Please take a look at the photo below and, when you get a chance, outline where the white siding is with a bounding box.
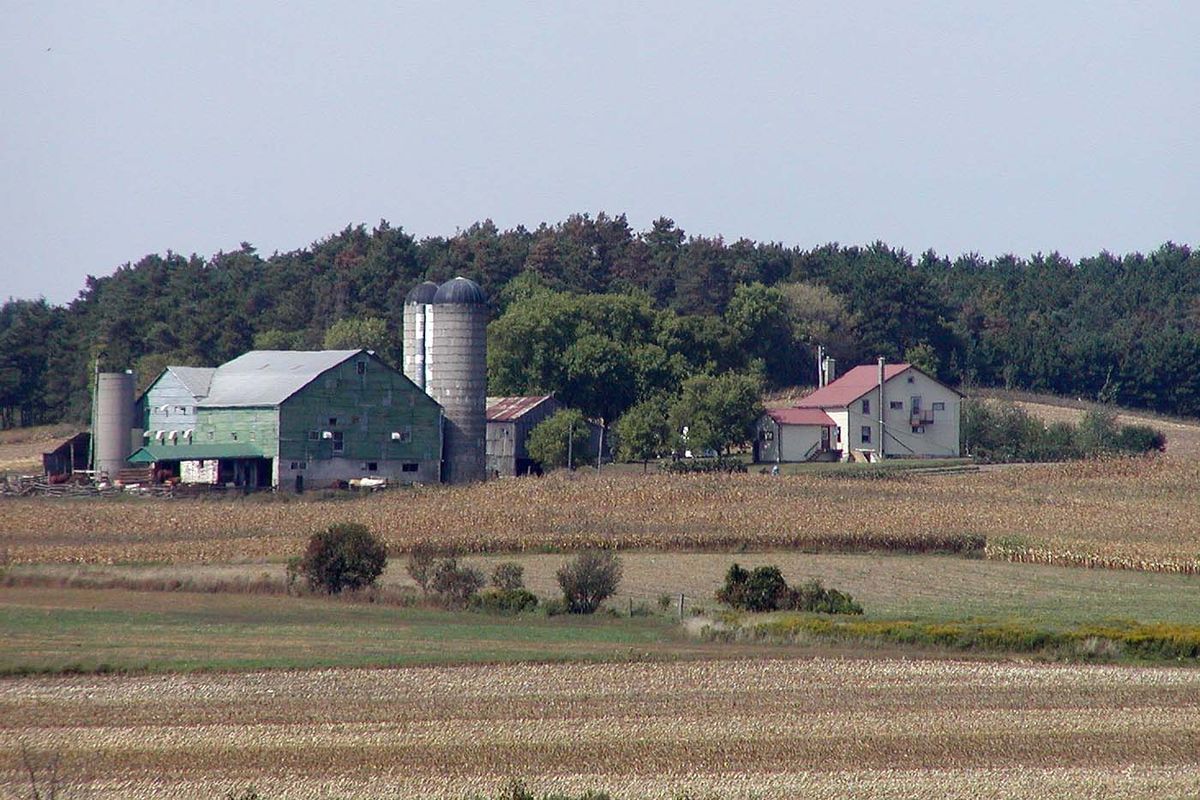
[879,370,961,457]
[777,424,824,461]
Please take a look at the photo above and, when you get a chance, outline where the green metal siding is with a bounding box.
[194,407,280,459]
[278,353,441,464]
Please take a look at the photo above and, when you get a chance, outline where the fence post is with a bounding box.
[678,593,685,620]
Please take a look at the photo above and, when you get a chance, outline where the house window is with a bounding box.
[861,399,870,414]
[402,462,418,473]
[328,417,338,427]
[760,429,774,442]
[932,402,945,411]
[367,462,378,471]
[308,430,319,441]
[907,375,915,383]
[890,401,903,410]
[357,361,366,375]
[861,426,871,444]
[912,426,925,434]
[332,431,344,454]
[835,427,841,444]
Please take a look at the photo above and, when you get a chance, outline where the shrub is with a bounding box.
[662,457,747,474]
[556,551,622,614]
[429,558,485,608]
[405,545,438,594]
[298,522,387,594]
[472,588,540,615]
[491,562,526,592]
[717,563,862,615]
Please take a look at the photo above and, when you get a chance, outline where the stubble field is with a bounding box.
[3,458,1199,573]
[3,658,1199,800]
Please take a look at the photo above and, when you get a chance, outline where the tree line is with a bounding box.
[1,213,1196,428]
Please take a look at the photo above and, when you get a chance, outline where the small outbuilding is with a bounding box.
[41,432,91,479]
[754,408,839,463]
[486,395,561,477]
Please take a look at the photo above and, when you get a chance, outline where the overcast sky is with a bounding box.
[2,1,1197,305]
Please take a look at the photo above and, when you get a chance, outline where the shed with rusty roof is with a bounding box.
[485,395,561,477]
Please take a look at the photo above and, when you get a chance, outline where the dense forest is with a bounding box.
[1,213,1197,429]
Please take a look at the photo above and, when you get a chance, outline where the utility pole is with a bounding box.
[567,422,574,470]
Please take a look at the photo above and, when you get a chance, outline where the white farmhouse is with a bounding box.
[794,360,962,460]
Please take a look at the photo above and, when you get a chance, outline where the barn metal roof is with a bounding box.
[486,395,555,422]
[128,443,267,463]
[197,350,363,407]
[795,364,913,409]
[168,366,217,398]
[764,408,837,427]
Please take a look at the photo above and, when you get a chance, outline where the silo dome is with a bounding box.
[433,276,487,305]
[404,281,439,305]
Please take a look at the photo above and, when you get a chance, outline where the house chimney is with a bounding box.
[823,357,837,386]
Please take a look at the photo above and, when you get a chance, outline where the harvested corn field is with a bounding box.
[3,458,1200,573]
[3,658,1199,799]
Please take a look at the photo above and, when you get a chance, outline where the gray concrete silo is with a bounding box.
[402,281,439,392]
[94,371,135,478]
[427,276,488,484]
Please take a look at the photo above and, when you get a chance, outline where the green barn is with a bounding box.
[130,350,442,489]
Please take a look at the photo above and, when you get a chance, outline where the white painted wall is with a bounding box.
[879,370,961,457]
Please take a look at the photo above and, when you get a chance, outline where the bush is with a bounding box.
[405,544,438,593]
[717,562,862,615]
[298,523,387,594]
[472,588,540,615]
[556,551,622,614]
[662,457,748,474]
[429,558,485,608]
[491,561,526,592]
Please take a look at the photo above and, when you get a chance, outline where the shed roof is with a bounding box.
[486,395,556,422]
[764,408,837,427]
[198,350,363,407]
[796,364,913,408]
[42,431,91,458]
[128,443,267,463]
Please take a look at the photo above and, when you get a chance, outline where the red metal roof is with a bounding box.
[486,395,555,422]
[795,364,912,408]
[765,408,836,427]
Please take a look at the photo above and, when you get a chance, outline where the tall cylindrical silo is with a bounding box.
[402,281,439,392]
[427,276,488,484]
[94,371,135,478]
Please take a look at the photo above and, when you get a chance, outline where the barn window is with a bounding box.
[357,361,366,375]
[367,462,378,471]
[860,426,871,444]
[351,415,360,425]
[861,399,870,414]
[230,432,238,441]
[402,462,418,473]
[399,426,412,442]
[308,430,319,441]
[890,401,903,410]
[332,431,344,454]
[328,417,338,426]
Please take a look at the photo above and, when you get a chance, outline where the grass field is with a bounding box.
[3,658,1199,799]
[12,550,1200,628]
[3,457,1200,574]
[0,586,711,674]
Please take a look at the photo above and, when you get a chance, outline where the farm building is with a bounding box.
[754,408,839,463]
[129,350,443,489]
[786,360,962,461]
[41,431,91,478]
[135,366,215,437]
[486,395,561,477]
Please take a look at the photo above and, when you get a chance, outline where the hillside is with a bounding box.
[976,389,1200,460]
